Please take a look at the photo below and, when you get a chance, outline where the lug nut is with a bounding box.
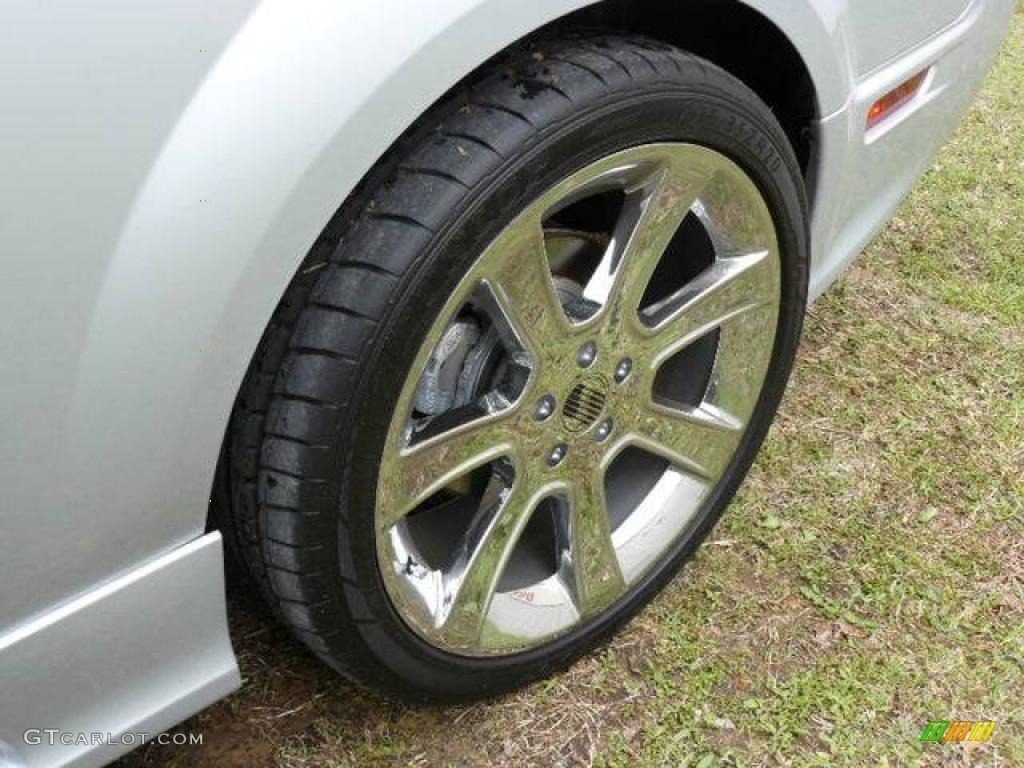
[547,443,569,468]
[577,341,598,369]
[614,358,633,383]
[534,395,556,422]
[595,419,614,443]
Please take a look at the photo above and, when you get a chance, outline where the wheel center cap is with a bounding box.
[562,375,609,434]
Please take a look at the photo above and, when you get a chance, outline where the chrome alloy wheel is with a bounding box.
[376,143,781,656]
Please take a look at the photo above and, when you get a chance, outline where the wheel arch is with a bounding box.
[554,0,843,182]
[66,0,845,544]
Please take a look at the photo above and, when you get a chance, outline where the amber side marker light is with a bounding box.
[867,69,930,128]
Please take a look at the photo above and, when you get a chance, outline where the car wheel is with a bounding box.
[224,33,808,700]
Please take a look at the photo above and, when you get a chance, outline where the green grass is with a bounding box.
[124,13,1023,768]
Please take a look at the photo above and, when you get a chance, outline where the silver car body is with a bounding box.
[0,1,1013,766]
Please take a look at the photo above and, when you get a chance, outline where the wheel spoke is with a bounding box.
[484,212,571,362]
[569,469,626,616]
[604,150,715,325]
[625,400,744,482]
[377,415,515,529]
[704,300,780,424]
[436,475,542,647]
[639,250,777,366]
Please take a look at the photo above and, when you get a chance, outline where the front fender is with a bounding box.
[65,0,850,624]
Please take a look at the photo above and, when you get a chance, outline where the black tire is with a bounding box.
[222,33,809,701]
